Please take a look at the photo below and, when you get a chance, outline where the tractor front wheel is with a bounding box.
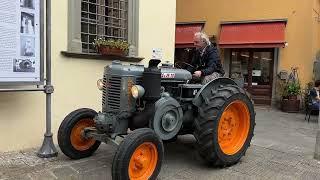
[194,85,255,166]
[112,128,164,180]
[58,108,101,159]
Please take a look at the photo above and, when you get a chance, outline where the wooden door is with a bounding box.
[230,49,274,105]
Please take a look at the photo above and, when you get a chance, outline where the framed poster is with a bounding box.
[0,0,43,85]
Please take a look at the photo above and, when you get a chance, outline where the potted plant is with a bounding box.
[93,38,129,56]
[283,81,301,100]
[279,68,302,112]
[280,81,301,112]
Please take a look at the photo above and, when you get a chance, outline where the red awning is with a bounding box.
[219,21,287,48]
[175,23,204,48]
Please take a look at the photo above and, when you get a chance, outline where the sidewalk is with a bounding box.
[0,107,320,180]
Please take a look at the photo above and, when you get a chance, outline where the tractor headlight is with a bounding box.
[97,79,104,91]
[131,85,145,99]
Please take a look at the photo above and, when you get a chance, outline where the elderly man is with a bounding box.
[188,32,225,84]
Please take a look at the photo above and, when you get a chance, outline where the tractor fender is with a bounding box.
[192,78,238,107]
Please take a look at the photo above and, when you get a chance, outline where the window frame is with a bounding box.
[67,0,139,57]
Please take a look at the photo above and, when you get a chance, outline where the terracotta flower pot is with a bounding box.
[98,46,126,56]
[281,99,300,113]
[288,95,298,100]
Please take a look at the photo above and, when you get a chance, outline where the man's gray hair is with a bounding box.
[194,32,211,46]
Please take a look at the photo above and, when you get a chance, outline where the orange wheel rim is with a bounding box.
[218,100,250,155]
[129,142,158,180]
[70,118,96,151]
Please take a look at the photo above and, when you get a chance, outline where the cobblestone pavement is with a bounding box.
[0,108,320,180]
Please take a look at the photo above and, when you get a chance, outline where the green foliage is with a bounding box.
[93,38,130,51]
[278,80,301,98]
[277,67,302,98]
[285,81,301,96]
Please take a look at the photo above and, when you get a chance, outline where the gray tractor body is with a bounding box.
[94,60,235,139]
[58,59,254,176]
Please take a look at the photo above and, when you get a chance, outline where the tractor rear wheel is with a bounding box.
[112,128,164,180]
[58,108,101,159]
[194,85,255,166]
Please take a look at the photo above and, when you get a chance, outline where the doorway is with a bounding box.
[230,49,274,105]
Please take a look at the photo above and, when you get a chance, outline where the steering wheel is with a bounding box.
[175,61,195,70]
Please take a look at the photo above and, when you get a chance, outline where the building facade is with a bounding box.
[0,0,176,152]
[176,0,320,106]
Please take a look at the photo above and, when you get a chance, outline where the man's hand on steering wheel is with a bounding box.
[193,71,202,78]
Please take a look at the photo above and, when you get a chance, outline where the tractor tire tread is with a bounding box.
[58,108,101,160]
[112,128,164,180]
[194,84,256,166]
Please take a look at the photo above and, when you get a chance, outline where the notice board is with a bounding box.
[0,0,43,85]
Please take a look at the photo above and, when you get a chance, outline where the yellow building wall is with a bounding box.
[0,0,176,152]
[177,0,314,86]
[139,0,176,64]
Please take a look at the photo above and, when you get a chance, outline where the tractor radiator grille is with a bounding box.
[102,75,121,111]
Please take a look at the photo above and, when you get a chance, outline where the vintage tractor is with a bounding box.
[58,59,255,180]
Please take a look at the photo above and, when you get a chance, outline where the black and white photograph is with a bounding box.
[13,58,35,72]
[20,36,35,57]
[21,12,35,34]
[20,0,34,9]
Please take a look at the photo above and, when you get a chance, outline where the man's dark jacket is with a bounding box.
[188,45,225,76]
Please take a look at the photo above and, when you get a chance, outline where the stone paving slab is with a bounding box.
[0,108,319,180]
[1,143,320,180]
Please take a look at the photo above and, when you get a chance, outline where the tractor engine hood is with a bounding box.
[160,67,192,82]
[105,61,192,83]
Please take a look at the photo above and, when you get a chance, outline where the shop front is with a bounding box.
[174,20,286,105]
[219,20,287,105]
[177,0,320,108]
